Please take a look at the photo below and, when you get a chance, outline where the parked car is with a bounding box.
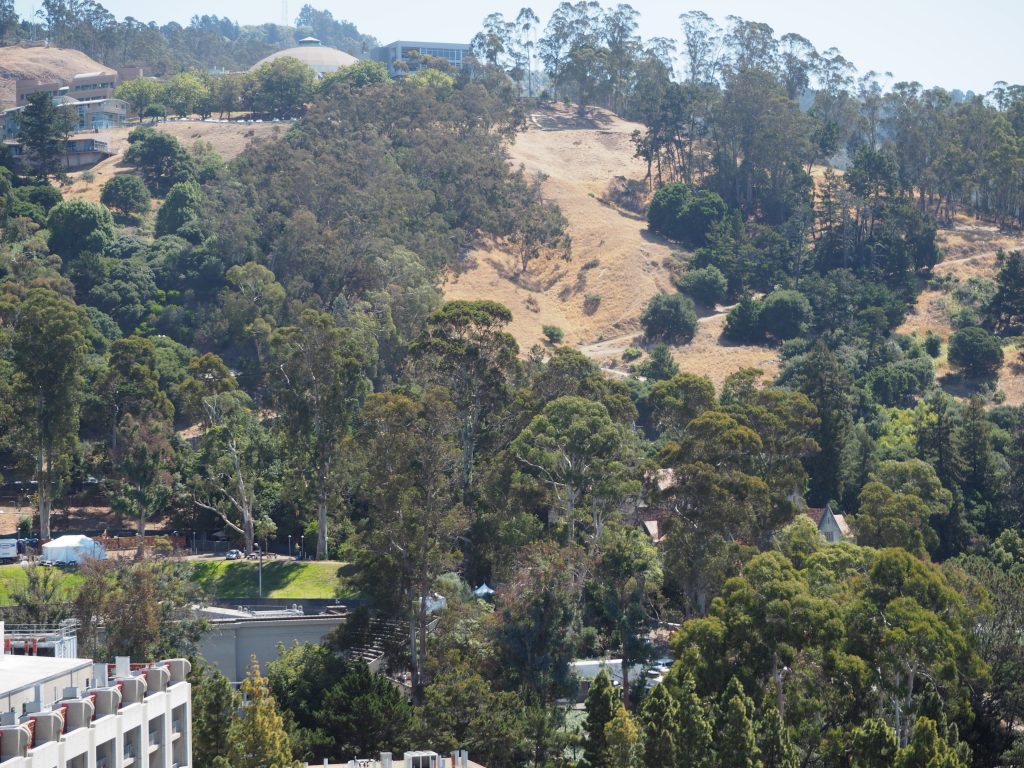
[225,549,242,560]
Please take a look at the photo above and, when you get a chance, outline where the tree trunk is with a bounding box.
[38,437,50,540]
[316,452,329,560]
[135,487,147,560]
[408,599,420,699]
[621,638,631,711]
[772,651,786,719]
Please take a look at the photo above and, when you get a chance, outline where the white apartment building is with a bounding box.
[0,623,192,768]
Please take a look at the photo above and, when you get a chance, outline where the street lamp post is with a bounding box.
[288,534,292,559]
[258,546,263,598]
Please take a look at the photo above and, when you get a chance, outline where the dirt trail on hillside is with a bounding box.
[443,104,779,390]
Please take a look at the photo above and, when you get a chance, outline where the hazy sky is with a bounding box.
[13,0,1023,93]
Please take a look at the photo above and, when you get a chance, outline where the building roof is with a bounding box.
[0,654,91,698]
[71,71,115,80]
[832,513,852,536]
[250,41,359,73]
[805,507,826,526]
[380,40,472,50]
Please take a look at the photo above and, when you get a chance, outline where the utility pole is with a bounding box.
[258,546,263,597]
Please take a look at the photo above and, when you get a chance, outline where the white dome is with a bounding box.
[251,38,359,77]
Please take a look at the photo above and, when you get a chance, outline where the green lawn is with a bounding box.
[187,559,352,599]
[0,565,83,606]
[0,559,351,605]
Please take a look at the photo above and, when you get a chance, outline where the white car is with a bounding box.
[225,549,242,560]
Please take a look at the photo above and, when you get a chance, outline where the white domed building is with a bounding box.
[250,37,359,78]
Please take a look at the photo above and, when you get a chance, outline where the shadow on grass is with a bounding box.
[189,560,347,600]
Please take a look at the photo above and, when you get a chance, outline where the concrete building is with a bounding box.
[250,37,359,78]
[68,72,118,101]
[2,97,128,140]
[0,623,192,768]
[196,606,346,681]
[373,41,472,76]
[14,80,67,107]
[14,65,139,108]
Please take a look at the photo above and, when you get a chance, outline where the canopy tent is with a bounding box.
[472,583,496,599]
[41,534,106,564]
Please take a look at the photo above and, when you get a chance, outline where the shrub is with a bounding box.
[723,295,762,343]
[124,127,194,194]
[757,289,812,340]
[676,265,728,305]
[101,174,152,216]
[543,325,565,344]
[46,198,115,259]
[155,180,203,238]
[638,343,679,380]
[143,103,167,121]
[583,293,601,314]
[622,347,642,362]
[866,358,934,407]
[14,183,62,214]
[948,326,1004,377]
[924,331,942,358]
[647,183,728,247]
[641,293,699,343]
[647,183,690,239]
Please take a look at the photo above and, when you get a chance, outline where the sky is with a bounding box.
[12,0,1024,93]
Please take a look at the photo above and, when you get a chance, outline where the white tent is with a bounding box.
[41,535,106,564]
[472,583,495,599]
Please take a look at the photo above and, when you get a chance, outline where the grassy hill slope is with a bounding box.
[0,559,349,605]
[443,103,781,388]
[0,45,112,108]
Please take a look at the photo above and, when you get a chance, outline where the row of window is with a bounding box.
[401,47,465,62]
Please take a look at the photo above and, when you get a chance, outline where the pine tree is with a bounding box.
[604,702,641,768]
[226,657,294,768]
[17,91,76,181]
[584,670,618,767]
[676,670,713,768]
[192,663,239,767]
[715,677,758,768]
[896,717,967,768]
[639,684,679,767]
[796,341,853,503]
[756,702,797,768]
[848,718,899,768]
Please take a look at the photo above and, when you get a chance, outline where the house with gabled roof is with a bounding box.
[805,504,852,543]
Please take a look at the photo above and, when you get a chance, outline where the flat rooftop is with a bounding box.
[0,654,91,697]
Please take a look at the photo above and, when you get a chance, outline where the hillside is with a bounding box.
[899,219,1024,403]
[443,103,781,388]
[0,44,113,108]
[62,119,287,203]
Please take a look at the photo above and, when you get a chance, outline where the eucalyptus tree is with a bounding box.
[10,288,88,540]
[269,309,373,560]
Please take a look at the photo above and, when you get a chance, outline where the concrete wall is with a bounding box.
[198,616,345,681]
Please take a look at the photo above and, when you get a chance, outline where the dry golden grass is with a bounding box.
[443,103,781,390]
[897,215,1024,404]
[61,120,285,203]
[0,44,112,108]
